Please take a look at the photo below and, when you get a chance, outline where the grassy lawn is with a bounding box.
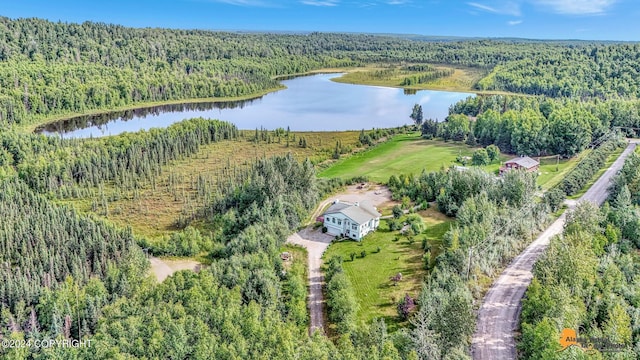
[323,209,453,331]
[319,133,507,182]
[536,151,590,190]
[568,146,626,199]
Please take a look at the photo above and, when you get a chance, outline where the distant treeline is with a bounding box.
[3,17,640,126]
[400,68,455,86]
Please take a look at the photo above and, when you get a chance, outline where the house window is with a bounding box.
[338,220,342,225]
[352,225,357,230]
[332,218,335,224]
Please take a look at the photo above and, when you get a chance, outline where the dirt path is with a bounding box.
[290,184,394,334]
[471,141,638,360]
[287,229,334,334]
[149,257,202,282]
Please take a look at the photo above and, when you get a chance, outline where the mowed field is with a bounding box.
[323,207,453,330]
[319,134,501,182]
[536,151,590,190]
[319,133,583,189]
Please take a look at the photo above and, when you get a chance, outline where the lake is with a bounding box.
[37,73,474,138]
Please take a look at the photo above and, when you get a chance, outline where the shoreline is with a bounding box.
[23,66,496,135]
[22,85,287,134]
[24,68,350,134]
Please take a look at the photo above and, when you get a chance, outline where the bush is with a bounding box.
[322,226,328,233]
[392,205,403,218]
[423,251,432,270]
[360,250,367,258]
[543,187,565,212]
[397,293,416,320]
[472,148,490,166]
[486,144,500,163]
[146,226,212,256]
[389,219,402,231]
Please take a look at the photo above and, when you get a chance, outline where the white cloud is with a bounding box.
[508,19,523,25]
[531,0,618,15]
[467,1,521,16]
[301,0,339,6]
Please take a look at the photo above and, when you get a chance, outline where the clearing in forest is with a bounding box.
[323,207,453,332]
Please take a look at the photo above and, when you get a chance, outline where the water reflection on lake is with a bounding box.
[37,73,474,138]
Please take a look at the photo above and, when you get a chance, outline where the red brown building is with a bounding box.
[499,156,540,175]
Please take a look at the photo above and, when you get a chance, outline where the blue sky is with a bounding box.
[2,0,638,41]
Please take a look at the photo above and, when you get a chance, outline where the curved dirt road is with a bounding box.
[471,142,638,360]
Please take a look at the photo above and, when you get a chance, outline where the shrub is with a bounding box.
[423,251,432,270]
[397,293,416,320]
[389,219,402,231]
[392,205,403,218]
[543,187,565,212]
[472,148,490,166]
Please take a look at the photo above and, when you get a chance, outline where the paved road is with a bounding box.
[287,229,333,335]
[471,141,638,360]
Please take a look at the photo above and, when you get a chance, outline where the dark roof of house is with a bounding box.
[324,200,381,225]
[505,156,539,169]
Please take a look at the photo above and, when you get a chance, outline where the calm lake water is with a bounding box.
[37,73,474,138]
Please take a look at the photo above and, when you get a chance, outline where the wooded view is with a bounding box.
[0,14,639,360]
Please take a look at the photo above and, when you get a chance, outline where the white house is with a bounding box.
[322,200,381,241]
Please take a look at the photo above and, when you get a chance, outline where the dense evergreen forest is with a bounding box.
[1,14,640,359]
[1,17,640,126]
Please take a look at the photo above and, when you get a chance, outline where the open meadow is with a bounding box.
[330,64,487,93]
[57,130,368,240]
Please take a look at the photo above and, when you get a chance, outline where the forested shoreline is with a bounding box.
[2,14,640,360]
[2,17,640,128]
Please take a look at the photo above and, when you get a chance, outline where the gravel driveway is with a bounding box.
[289,184,394,334]
[287,228,334,334]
